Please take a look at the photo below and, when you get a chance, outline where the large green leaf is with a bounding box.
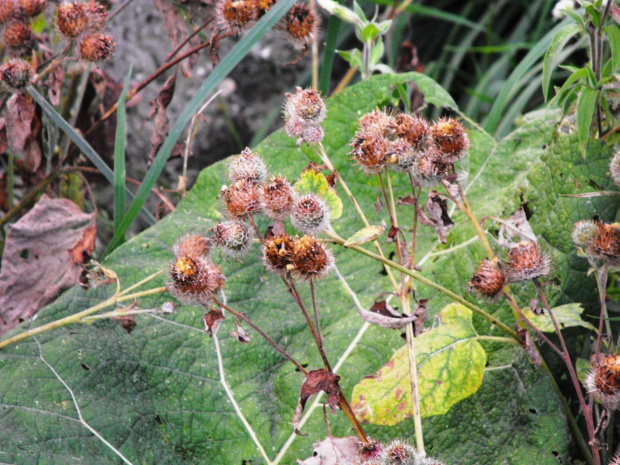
[4,72,617,464]
[350,304,487,425]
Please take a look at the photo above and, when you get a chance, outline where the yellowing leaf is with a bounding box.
[293,169,343,219]
[343,225,385,247]
[351,303,486,426]
[522,303,596,333]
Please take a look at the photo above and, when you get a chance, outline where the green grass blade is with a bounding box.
[371,0,483,31]
[577,86,598,157]
[113,67,132,236]
[104,0,298,256]
[27,86,156,225]
[319,14,341,95]
[542,24,582,101]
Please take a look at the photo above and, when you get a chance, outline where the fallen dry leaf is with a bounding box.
[203,308,225,337]
[498,207,537,249]
[418,191,454,243]
[6,93,35,153]
[357,298,421,330]
[0,194,96,334]
[296,436,361,465]
[230,317,250,343]
[293,369,341,436]
[148,72,178,165]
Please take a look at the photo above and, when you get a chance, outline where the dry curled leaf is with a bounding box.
[6,93,34,153]
[0,194,95,334]
[293,369,341,436]
[113,316,137,334]
[296,436,361,465]
[358,298,420,330]
[418,191,454,243]
[148,72,177,165]
[517,328,542,366]
[203,308,225,337]
[230,317,250,343]
[343,224,385,247]
[412,299,428,336]
[498,207,537,249]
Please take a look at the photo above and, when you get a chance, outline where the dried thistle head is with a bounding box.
[390,113,430,150]
[217,0,256,33]
[283,3,316,44]
[290,193,330,235]
[263,232,294,272]
[3,20,33,54]
[56,2,88,38]
[255,0,275,16]
[79,32,115,62]
[211,220,254,258]
[585,355,620,409]
[350,109,396,174]
[227,147,267,184]
[83,0,107,31]
[359,440,383,464]
[283,87,326,143]
[571,219,598,248]
[411,147,450,187]
[18,0,46,16]
[172,233,209,258]
[506,241,550,282]
[220,179,262,218]
[260,175,293,219]
[431,117,470,163]
[611,151,620,187]
[290,235,334,280]
[0,57,32,90]
[0,0,15,24]
[468,260,506,299]
[383,439,416,464]
[586,222,620,268]
[386,137,417,173]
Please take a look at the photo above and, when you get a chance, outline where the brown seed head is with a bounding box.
[211,220,254,258]
[172,234,209,258]
[283,3,316,42]
[383,440,416,464]
[571,219,598,248]
[218,0,256,32]
[431,117,470,163]
[586,222,620,268]
[220,179,262,218]
[83,0,107,31]
[263,233,294,272]
[350,109,395,174]
[290,193,330,235]
[169,254,226,306]
[0,0,15,24]
[506,241,550,282]
[18,0,46,17]
[390,113,430,149]
[359,440,383,463]
[3,21,33,53]
[611,151,620,187]
[79,33,115,62]
[468,260,506,299]
[290,235,334,280]
[386,137,417,173]
[254,0,275,15]
[411,147,450,187]
[0,57,32,90]
[586,355,620,408]
[284,87,326,124]
[56,2,88,38]
[227,147,267,184]
[260,175,293,219]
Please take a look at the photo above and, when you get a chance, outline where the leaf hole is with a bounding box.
[529,408,538,414]
[20,249,29,260]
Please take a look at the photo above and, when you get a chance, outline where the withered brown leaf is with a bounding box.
[293,369,341,436]
[203,308,225,337]
[296,436,361,465]
[230,317,250,343]
[418,191,454,243]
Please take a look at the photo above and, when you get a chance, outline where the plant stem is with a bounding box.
[7,152,14,210]
[309,279,323,345]
[595,265,610,357]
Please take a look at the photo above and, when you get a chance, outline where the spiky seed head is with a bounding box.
[79,33,115,62]
[0,57,32,90]
[255,0,275,16]
[0,0,15,23]
[411,147,450,187]
[390,113,430,149]
[284,86,326,124]
[586,222,620,268]
[359,440,383,464]
[220,179,262,218]
[260,175,293,219]
[227,147,267,184]
[468,260,506,299]
[283,3,316,43]
[350,109,396,175]
[83,0,107,31]
[358,109,394,133]
[611,453,620,465]
[290,235,334,280]
[169,254,226,306]
[211,220,254,258]
[611,151,620,187]
[383,439,416,464]
[18,0,46,16]
[300,124,325,144]
[386,137,417,173]
[290,193,330,235]
[263,233,294,272]
[431,117,470,163]
[3,21,33,53]
[217,0,256,32]
[56,2,88,38]
[506,241,550,282]
[585,355,620,409]
[172,233,209,258]
[571,220,598,248]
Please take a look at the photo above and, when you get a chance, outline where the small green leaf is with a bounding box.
[337,48,363,70]
[522,303,597,333]
[607,24,620,71]
[576,357,590,385]
[30,13,46,34]
[577,86,599,156]
[542,24,582,101]
[369,38,384,67]
[350,304,487,425]
[343,224,385,247]
[293,169,343,219]
[359,23,380,43]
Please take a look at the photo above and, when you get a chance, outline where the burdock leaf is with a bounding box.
[293,169,343,219]
[350,304,486,425]
[343,224,385,247]
[522,303,596,333]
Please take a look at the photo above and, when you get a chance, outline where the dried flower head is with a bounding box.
[283,87,326,143]
[506,241,550,282]
[383,439,416,464]
[227,147,267,184]
[79,32,115,62]
[255,0,275,16]
[586,222,620,268]
[391,113,430,149]
[431,117,470,163]
[386,137,417,173]
[211,220,254,258]
[260,175,293,219]
[56,2,88,38]
[290,235,334,280]
[611,151,620,187]
[0,57,32,90]
[350,109,396,174]
[220,179,262,218]
[83,0,107,31]
[0,0,15,23]
[290,193,330,235]
[283,3,316,43]
[263,232,294,272]
[585,355,620,409]
[172,233,209,258]
[217,0,256,32]
[468,260,506,299]
[18,0,46,17]
[359,441,383,464]
[411,147,450,187]
[3,21,33,53]
[571,219,598,248]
